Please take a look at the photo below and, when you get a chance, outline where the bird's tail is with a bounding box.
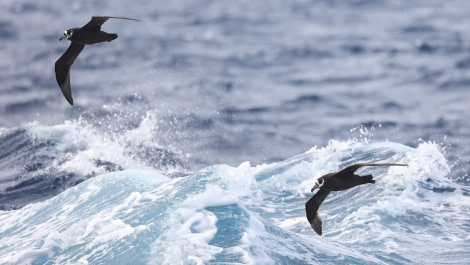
[362,174,375,184]
[107,33,118,42]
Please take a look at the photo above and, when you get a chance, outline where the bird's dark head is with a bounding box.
[60,29,73,41]
[311,177,325,192]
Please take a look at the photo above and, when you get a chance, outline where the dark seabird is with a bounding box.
[305,163,408,235]
[55,16,140,105]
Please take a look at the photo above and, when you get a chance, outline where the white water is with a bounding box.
[1,140,468,264]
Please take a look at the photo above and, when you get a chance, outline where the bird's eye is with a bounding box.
[64,30,73,38]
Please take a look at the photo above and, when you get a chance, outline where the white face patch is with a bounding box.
[65,29,73,39]
[315,178,324,188]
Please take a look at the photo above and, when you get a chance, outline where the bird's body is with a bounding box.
[317,172,374,191]
[55,16,140,105]
[65,29,117,45]
[305,163,407,235]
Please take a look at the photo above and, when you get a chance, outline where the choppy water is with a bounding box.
[1,0,469,264]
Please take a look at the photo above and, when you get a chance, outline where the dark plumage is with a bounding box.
[305,163,408,235]
[55,16,140,105]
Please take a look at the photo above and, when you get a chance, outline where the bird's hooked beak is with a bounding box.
[311,178,324,192]
[59,33,67,41]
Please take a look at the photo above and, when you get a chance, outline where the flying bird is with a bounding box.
[305,163,408,235]
[55,16,140,105]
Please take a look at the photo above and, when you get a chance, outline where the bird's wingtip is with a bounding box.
[62,92,74,105]
[310,213,323,236]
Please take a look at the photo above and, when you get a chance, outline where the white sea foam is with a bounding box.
[0,140,468,264]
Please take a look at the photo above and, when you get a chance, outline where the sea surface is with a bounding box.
[0,0,469,264]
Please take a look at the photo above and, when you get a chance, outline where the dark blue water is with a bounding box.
[0,0,469,263]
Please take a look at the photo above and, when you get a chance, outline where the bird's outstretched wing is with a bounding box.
[338,163,408,177]
[81,16,140,31]
[55,42,85,105]
[305,188,330,235]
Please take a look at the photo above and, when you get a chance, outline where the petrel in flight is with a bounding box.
[305,163,408,235]
[55,16,140,105]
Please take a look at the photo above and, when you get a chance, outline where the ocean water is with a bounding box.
[1,0,469,264]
